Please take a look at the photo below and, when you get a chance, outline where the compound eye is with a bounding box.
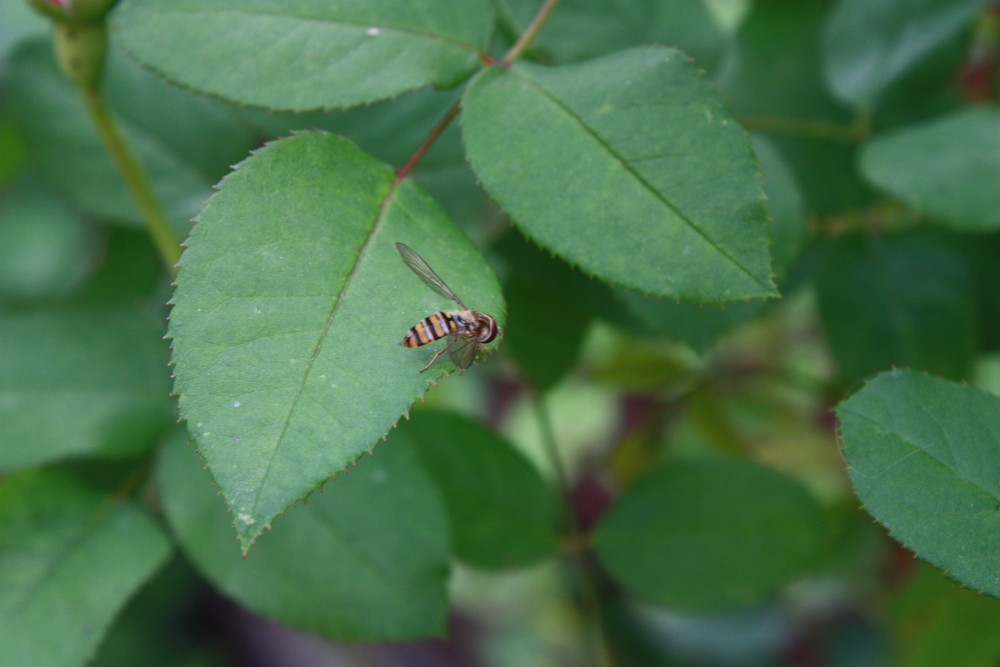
[478,318,498,343]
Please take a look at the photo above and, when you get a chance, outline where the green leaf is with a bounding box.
[836,369,1000,599]
[892,563,1000,667]
[0,302,174,472]
[861,108,1000,231]
[823,0,991,106]
[501,0,726,69]
[113,0,495,112]
[6,38,253,228]
[957,233,1000,352]
[463,46,776,303]
[168,131,505,551]
[0,175,92,303]
[592,457,827,611]
[0,0,45,64]
[239,88,489,227]
[815,233,978,386]
[157,429,450,640]
[0,468,171,666]
[405,409,559,569]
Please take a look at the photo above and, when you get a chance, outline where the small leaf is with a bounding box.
[157,430,449,640]
[463,46,776,302]
[0,302,174,472]
[861,108,1000,231]
[168,131,505,550]
[836,369,1000,599]
[405,410,559,569]
[114,0,495,111]
[0,469,172,666]
[815,233,978,386]
[823,0,992,106]
[593,457,827,611]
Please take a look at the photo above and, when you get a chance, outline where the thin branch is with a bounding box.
[502,0,562,65]
[395,102,462,183]
[82,90,181,273]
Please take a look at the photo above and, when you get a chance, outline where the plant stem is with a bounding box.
[529,387,615,667]
[502,0,562,64]
[395,102,462,183]
[81,89,181,273]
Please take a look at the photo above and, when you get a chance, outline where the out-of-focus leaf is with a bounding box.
[816,233,978,386]
[405,410,559,569]
[957,233,1000,351]
[892,563,1000,667]
[495,232,606,389]
[593,457,828,610]
[157,429,450,640]
[0,176,92,302]
[0,301,173,472]
[0,0,45,63]
[753,136,804,279]
[837,369,1000,599]
[6,38,253,228]
[718,0,869,214]
[823,0,991,107]
[502,0,726,69]
[114,0,495,111]
[618,292,762,354]
[168,131,505,551]
[464,46,776,302]
[0,119,26,186]
[0,469,171,666]
[861,108,1000,231]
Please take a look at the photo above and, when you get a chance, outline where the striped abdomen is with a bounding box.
[402,311,458,347]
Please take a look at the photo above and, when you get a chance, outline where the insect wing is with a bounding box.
[446,333,480,369]
[396,242,467,309]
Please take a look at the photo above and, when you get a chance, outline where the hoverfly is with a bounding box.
[396,242,499,373]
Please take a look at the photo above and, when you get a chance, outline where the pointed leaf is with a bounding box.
[593,457,828,611]
[861,108,1000,231]
[114,0,495,111]
[158,430,449,640]
[406,410,559,569]
[168,131,504,551]
[0,469,172,666]
[836,369,1000,598]
[463,46,776,302]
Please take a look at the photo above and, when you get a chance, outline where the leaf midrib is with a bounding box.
[509,66,773,293]
[246,180,396,533]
